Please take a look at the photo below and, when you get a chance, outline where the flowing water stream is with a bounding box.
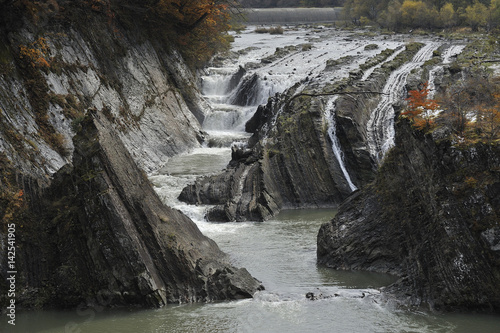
[367,42,439,163]
[6,26,500,333]
[325,97,357,192]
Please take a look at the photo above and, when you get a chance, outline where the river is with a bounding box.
[8,208,500,333]
[5,25,500,333]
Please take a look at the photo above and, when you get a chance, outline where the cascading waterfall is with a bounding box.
[325,97,358,192]
[361,46,405,81]
[202,67,235,98]
[428,44,466,98]
[151,55,298,224]
[201,67,256,145]
[149,67,258,225]
[228,73,295,107]
[367,43,439,163]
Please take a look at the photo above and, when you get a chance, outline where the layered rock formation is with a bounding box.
[4,113,263,308]
[317,119,500,311]
[0,3,207,177]
[180,84,358,222]
[0,3,262,309]
[179,42,427,221]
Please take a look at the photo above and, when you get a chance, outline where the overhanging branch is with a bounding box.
[287,91,389,105]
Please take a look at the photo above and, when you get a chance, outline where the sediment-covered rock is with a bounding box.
[317,119,500,311]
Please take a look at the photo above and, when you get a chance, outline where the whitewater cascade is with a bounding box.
[367,43,439,163]
[361,46,405,81]
[201,68,256,136]
[325,97,357,192]
[428,44,466,98]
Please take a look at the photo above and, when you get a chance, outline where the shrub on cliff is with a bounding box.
[5,0,239,69]
[401,81,439,131]
[438,75,500,145]
[403,75,500,146]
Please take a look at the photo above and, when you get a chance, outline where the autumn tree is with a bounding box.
[402,82,439,130]
[378,0,402,30]
[440,84,472,135]
[439,2,456,28]
[343,0,389,25]
[489,0,500,30]
[143,0,239,68]
[464,0,488,30]
[438,75,499,138]
[155,0,228,32]
[400,1,431,28]
[474,95,500,143]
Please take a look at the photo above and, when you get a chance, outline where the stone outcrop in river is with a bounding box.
[317,118,500,311]
[0,3,262,309]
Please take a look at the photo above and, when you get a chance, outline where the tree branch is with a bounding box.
[287,91,388,104]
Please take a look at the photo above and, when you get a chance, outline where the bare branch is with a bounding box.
[287,91,388,104]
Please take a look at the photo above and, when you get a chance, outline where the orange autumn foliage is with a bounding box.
[402,82,439,130]
[153,0,237,67]
[156,0,232,31]
[19,37,51,69]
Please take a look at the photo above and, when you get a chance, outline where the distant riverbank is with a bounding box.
[241,7,342,24]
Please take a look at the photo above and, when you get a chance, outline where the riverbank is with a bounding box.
[241,7,342,25]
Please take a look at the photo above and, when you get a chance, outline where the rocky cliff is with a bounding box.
[0,2,262,309]
[3,112,263,308]
[0,2,208,178]
[317,118,500,311]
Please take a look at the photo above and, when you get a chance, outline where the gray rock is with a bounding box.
[317,119,500,312]
[0,113,263,309]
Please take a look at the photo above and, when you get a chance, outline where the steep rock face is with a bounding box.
[0,11,206,177]
[0,113,263,309]
[317,119,500,311]
[180,87,358,221]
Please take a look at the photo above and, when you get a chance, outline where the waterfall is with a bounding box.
[442,44,466,64]
[228,73,294,107]
[325,97,357,192]
[202,67,235,98]
[367,43,439,164]
[202,105,256,133]
[428,44,466,98]
[201,68,255,139]
[362,46,405,81]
